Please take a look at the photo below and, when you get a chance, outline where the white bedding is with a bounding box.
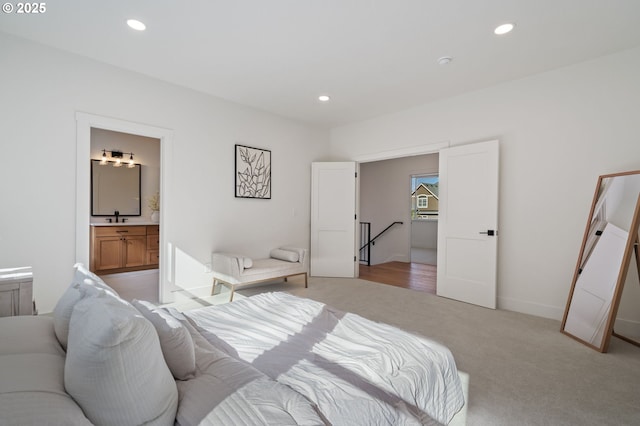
[171,308,323,426]
[184,292,465,425]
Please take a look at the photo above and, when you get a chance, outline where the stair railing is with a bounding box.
[359,221,403,266]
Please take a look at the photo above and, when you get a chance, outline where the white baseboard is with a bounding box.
[499,296,640,339]
[385,254,410,263]
[498,295,565,321]
[171,285,212,300]
[614,318,640,339]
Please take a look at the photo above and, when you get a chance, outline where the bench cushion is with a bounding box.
[240,258,305,280]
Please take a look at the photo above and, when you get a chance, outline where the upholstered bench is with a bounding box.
[210,247,308,301]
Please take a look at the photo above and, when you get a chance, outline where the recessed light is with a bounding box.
[437,56,453,65]
[494,23,515,35]
[318,95,331,102]
[127,19,146,31]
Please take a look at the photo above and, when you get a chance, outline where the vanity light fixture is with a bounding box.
[100,149,136,168]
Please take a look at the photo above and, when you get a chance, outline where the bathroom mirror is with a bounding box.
[91,160,141,216]
[561,170,640,352]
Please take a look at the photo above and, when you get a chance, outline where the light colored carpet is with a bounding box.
[229,277,640,426]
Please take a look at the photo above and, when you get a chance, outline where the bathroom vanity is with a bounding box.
[90,224,159,274]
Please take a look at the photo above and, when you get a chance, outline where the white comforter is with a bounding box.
[174,319,323,426]
[185,292,464,425]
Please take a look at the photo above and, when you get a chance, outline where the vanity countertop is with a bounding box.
[90,222,158,227]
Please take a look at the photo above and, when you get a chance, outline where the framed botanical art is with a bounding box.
[235,144,271,199]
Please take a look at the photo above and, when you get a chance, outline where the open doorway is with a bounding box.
[357,154,439,293]
[89,128,161,302]
[75,112,173,304]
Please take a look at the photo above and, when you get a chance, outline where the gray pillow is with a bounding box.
[52,263,117,349]
[132,299,196,380]
[65,287,178,426]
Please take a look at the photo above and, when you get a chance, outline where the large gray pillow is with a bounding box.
[52,263,117,349]
[64,287,178,426]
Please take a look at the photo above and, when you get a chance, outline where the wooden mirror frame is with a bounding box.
[561,170,640,353]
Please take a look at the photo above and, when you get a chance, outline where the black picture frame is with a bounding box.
[235,144,271,199]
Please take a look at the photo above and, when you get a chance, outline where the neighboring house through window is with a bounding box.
[411,175,439,219]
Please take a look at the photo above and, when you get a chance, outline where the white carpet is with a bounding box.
[232,277,640,426]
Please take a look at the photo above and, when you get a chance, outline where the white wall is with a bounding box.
[331,46,640,323]
[411,221,438,250]
[359,154,438,264]
[0,33,329,313]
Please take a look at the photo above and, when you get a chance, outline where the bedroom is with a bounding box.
[1,1,640,424]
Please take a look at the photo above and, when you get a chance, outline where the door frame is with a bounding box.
[75,112,174,303]
[355,141,449,268]
[353,142,450,163]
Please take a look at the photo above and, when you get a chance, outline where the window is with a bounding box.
[411,174,439,220]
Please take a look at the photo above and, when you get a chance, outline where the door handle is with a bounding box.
[479,230,496,236]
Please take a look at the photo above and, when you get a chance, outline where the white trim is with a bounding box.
[498,295,564,320]
[353,141,450,163]
[613,318,640,339]
[353,144,443,272]
[75,112,174,303]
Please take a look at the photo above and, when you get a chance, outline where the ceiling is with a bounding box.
[2,0,640,128]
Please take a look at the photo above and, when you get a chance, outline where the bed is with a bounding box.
[182,292,465,425]
[2,263,464,425]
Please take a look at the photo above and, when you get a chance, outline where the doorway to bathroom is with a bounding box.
[89,128,161,302]
[75,112,173,304]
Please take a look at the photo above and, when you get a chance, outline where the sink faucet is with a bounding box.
[114,210,120,223]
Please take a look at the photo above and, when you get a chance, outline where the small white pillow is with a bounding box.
[270,248,299,263]
[52,263,118,349]
[132,299,196,380]
[243,257,253,269]
[65,289,177,426]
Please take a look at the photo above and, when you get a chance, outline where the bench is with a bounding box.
[211,247,308,301]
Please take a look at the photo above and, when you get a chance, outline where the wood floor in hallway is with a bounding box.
[358,261,436,294]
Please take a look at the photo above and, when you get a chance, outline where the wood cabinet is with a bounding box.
[146,225,160,265]
[90,225,159,274]
[0,267,33,317]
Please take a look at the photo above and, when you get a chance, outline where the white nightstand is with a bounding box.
[0,267,34,316]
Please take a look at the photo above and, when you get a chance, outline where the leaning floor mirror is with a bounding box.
[561,170,640,352]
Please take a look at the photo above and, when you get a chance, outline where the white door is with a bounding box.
[311,162,358,277]
[437,140,499,309]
